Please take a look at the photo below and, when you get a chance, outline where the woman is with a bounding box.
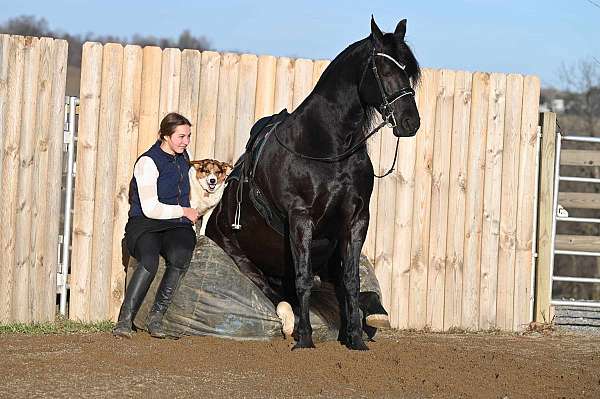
[113,112,199,339]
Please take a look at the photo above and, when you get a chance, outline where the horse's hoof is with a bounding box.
[276,301,295,339]
[346,337,369,351]
[365,313,390,329]
[291,341,316,351]
[291,334,315,350]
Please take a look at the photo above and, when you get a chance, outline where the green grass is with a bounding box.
[0,316,114,335]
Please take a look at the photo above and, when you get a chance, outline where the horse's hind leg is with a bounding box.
[288,208,315,350]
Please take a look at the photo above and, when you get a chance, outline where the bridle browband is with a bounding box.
[273,48,415,178]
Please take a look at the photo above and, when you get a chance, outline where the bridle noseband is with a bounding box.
[273,48,415,178]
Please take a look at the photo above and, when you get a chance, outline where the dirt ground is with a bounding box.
[1,328,599,399]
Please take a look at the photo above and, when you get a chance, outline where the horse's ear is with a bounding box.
[394,19,407,41]
[370,15,384,48]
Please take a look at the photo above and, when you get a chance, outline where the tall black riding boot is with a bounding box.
[146,266,187,338]
[113,265,154,339]
[359,291,390,340]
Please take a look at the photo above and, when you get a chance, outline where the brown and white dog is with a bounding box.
[189,159,233,235]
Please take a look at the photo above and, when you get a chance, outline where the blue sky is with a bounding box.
[1,0,599,88]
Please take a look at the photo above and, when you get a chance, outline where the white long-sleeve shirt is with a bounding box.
[133,156,185,219]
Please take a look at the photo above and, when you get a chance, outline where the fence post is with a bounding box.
[535,111,557,322]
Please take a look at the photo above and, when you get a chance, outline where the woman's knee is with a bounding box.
[164,247,194,270]
[136,253,160,275]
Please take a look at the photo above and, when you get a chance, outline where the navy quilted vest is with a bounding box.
[128,140,191,224]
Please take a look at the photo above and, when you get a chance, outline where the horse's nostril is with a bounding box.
[402,116,420,133]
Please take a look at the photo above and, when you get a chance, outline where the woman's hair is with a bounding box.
[159,112,192,140]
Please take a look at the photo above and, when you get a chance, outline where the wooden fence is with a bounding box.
[0,34,68,323]
[68,42,541,331]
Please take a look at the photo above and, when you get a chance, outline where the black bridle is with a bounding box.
[274,48,415,178]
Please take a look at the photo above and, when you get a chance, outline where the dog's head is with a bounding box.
[189,159,233,193]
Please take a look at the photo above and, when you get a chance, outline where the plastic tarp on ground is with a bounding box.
[132,235,383,341]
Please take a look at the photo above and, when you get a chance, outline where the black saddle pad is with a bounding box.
[227,109,289,236]
[228,109,289,183]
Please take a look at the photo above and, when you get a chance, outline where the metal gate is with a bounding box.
[549,133,600,327]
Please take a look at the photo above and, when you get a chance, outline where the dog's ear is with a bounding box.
[223,162,233,176]
[189,160,202,170]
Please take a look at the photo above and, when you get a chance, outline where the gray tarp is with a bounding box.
[131,235,382,341]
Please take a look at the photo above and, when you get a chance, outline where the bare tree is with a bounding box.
[0,15,49,37]
[559,58,600,135]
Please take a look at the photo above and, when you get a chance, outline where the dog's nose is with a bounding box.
[209,177,217,184]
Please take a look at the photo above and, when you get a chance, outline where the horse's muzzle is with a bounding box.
[393,115,420,137]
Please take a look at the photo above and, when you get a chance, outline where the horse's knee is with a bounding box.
[295,272,313,294]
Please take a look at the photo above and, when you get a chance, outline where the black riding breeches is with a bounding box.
[134,227,196,276]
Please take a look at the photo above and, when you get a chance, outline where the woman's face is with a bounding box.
[163,124,191,154]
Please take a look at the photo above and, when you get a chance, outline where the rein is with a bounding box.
[273,49,414,179]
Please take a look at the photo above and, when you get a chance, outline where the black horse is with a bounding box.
[206,17,421,350]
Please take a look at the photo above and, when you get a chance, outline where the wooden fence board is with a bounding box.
[254,55,276,121]
[364,125,382,267]
[373,125,398,312]
[158,48,181,121]
[312,60,330,87]
[43,38,68,320]
[137,46,162,155]
[558,192,600,210]
[195,51,220,159]
[0,36,25,323]
[233,54,258,161]
[214,53,240,164]
[274,57,294,114]
[533,112,556,324]
[443,71,473,330]
[496,74,524,329]
[69,42,103,321]
[13,36,40,322]
[389,131,416,329]
[0,35,9,188]
[408,68,438,329]
[30,38,55,321]
[292,58,313,111]
[555,235,600,252]
[560,150,600,167]
[513,75,541,330]
[179,49,201,156]
[426,69,455,330]
[89,44,123,321]
[461,72,490,330]
[479,73,507,329]
[109,45,142,320]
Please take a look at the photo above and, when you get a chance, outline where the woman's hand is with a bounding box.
[182,207,200,224]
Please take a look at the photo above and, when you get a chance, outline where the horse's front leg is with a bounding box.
[340,217,370,351]
[288,208,315,350]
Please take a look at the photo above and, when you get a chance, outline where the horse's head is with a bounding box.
[359,17,421,137]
